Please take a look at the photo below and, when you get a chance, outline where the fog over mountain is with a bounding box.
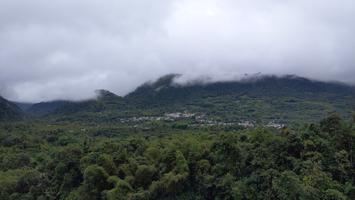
[1,0,355,102]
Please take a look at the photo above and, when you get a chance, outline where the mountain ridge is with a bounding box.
[2,74,354,123]
[9,74,352,124]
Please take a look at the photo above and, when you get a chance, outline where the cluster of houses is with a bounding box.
[119,112,196,123]
[117,111,285,129]
[265,122,285,129]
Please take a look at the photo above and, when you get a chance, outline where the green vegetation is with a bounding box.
[124,75,355,124]
[0,96,23,121]
[1,75,355,199]
[18,75,355,125]
[0,114,354,199]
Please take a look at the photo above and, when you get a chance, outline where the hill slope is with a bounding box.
[26,75,355,124]
[0,96,24,121]
[26,90,128,120]
[26,101,71,116]
[125,74,355,123]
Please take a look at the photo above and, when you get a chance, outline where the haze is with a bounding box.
[1,0,354,102]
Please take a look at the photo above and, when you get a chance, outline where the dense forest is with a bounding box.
[0,114,354,199]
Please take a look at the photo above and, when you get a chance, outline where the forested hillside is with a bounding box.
[125,75,355,123]
[0,96,23,121]
[21,75,355,125]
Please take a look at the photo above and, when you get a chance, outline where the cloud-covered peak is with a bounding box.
[1,0,355,102]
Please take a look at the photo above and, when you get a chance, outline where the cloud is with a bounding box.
[0,0,354,102]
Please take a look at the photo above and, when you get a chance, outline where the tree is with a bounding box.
[272,171,305,200]
[105,176,133,200]
[320,113,342,135]
[78,165,109,200]
[134,165,156,188]
[324,189,347,200]
[98,154,117,175]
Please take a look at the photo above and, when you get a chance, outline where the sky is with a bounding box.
[0,0,355,102]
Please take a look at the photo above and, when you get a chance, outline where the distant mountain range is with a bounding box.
[1,74,355,123]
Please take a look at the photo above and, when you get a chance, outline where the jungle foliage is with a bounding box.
[0,114,354,199]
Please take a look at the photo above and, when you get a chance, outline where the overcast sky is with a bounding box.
[1,0,355,102]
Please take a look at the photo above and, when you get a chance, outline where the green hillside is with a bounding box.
[26,75,355,125]
[125,75,355,123]
[0,96,23,121]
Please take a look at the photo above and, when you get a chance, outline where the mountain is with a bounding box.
[52,90,126,115]
[127,74,355,103]
[25,90,128,120]
[14,102,34,111]
[22,74,355,124]
[0,96,24,121]
[26,100,71,116]
[125,74,355,123]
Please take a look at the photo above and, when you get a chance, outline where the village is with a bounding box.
[117,111,285,129]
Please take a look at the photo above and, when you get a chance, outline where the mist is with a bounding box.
[1,0,355,102]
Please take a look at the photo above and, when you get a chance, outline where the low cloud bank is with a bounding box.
[1,0,354,102]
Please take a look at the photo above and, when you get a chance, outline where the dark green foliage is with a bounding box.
[125,75,355,124]
[79,165,110,199]
[0,96,23,121]
[0,114,354,199]
[26,100,71,116]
